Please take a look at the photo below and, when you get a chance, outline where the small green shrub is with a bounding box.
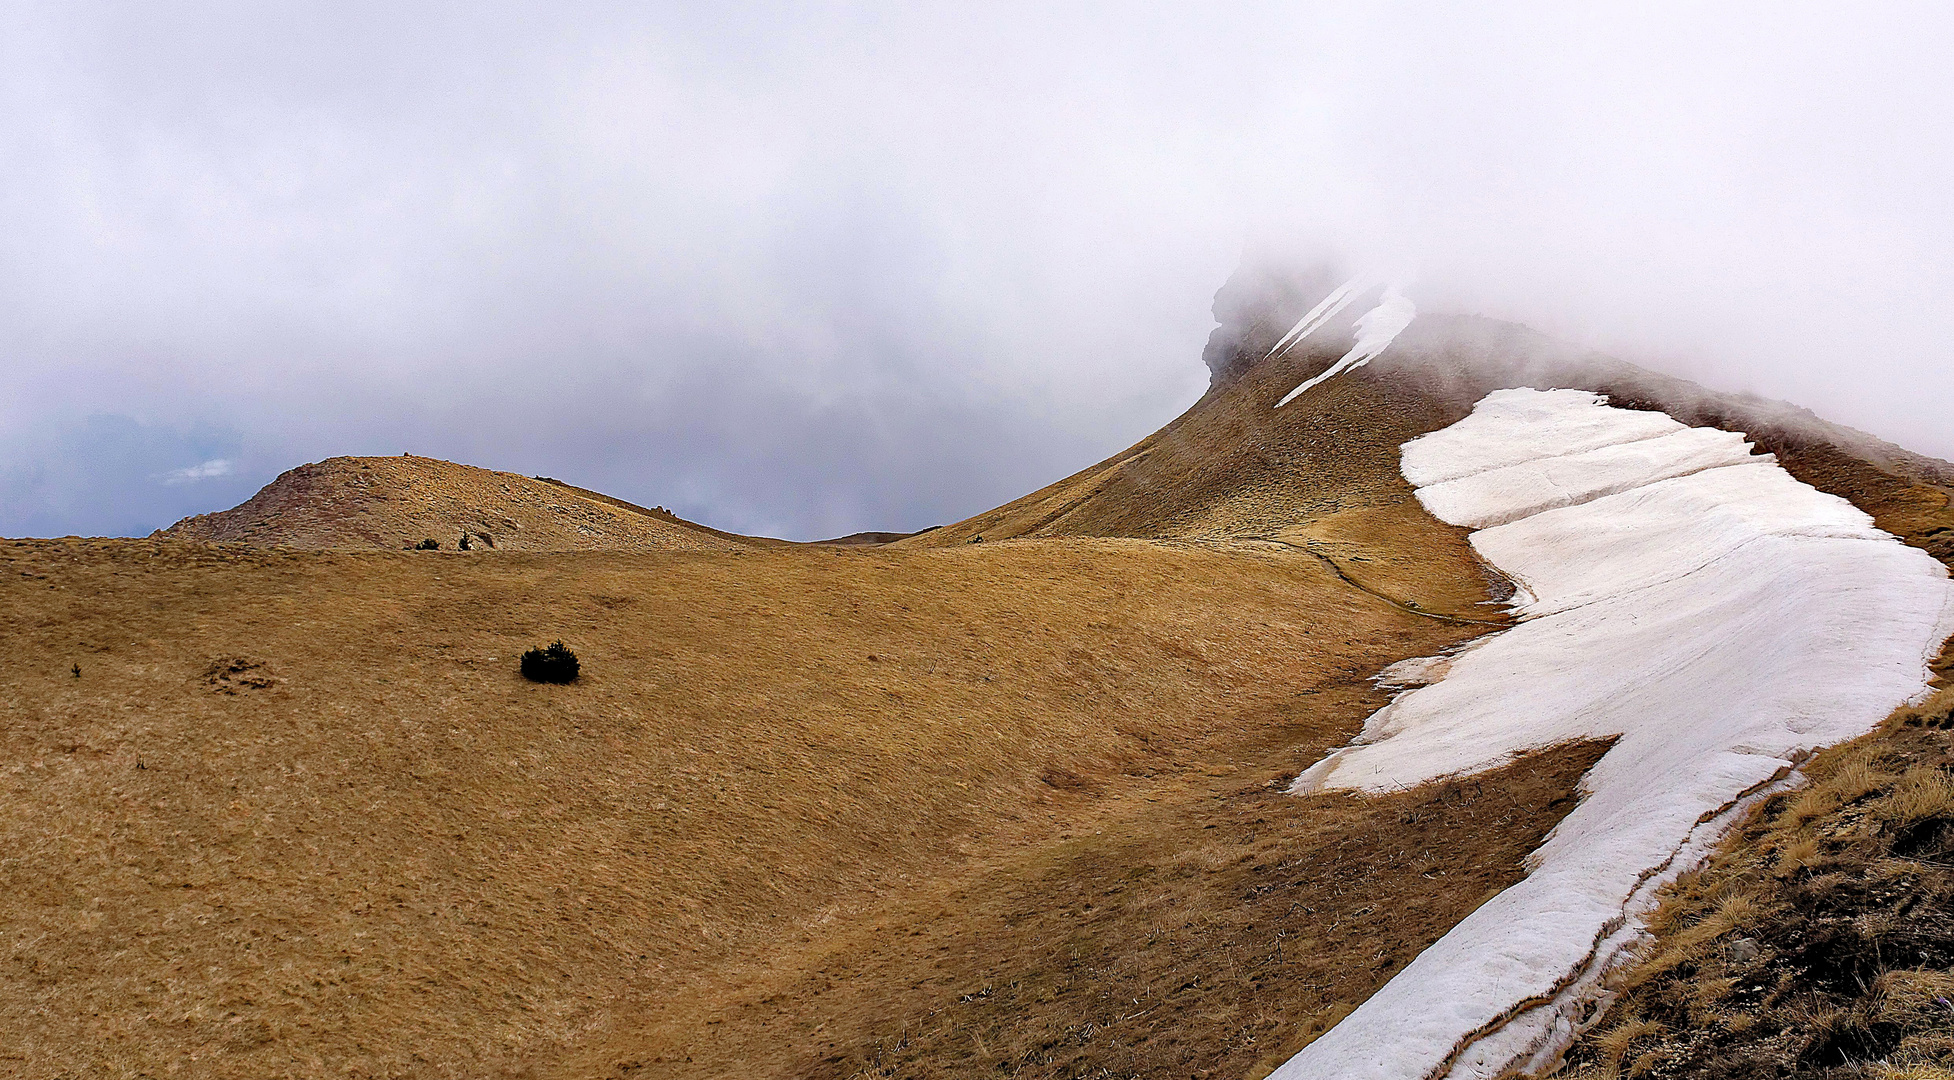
[520,641,580,684]
[414,538,440,550]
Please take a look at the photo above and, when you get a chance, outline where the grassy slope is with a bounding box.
[2,332,1555,1077]
[13,316,1954,1077]
[2,529,1496,1078]
[593,740,1613,1080]
[900,329,1954,1080]
[896,344,1483,550]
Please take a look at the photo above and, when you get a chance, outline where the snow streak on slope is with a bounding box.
[1271,388,1954,1080]
[1275,285,1416,407]
[1265,277,1372,359]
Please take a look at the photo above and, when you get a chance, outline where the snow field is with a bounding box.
[1270,388,1954,1080]
[1412,425,1758,530]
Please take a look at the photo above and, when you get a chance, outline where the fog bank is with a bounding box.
[4,3,1950,538]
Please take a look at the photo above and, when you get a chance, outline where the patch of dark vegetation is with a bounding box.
[1800,1019,1907,1072]
[1922,525,1954,563]
[1037,765,1096,793]
[519,641,580,684]
[1564,696,1954,1079]
[814,530,924,546]
[1890,816,1952,860]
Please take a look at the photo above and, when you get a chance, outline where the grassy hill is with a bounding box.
[8,308,1954,1077]
[156,454,768,553]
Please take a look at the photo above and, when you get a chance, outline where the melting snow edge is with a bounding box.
[1268,387,1954,1080]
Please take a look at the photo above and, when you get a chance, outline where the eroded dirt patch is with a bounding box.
[200,656,279,694]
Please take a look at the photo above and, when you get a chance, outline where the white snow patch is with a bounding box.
[1374,654,1455,690]
[1270,388,1954,1080]
[1399,389,1682,488]
[1275,285,1417,408]
[1265,276,1373,359]
[1413,425,1760,530]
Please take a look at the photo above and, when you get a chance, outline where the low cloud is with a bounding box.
[161,458,235,485]
[2,5,1950,538]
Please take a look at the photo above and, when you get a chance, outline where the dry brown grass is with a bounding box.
[1877,1066,1954,1080]
[1881,765,1954,826]
[6,335,1548,1078]
[560,740,1611,1080]
[899,350,1483,551]
[0,523,1495,1078]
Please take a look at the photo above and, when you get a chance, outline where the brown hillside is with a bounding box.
[9,293,1954,1078]
[905,313,1954,560]
[157,454,768,552]
[2,323,1535,1079]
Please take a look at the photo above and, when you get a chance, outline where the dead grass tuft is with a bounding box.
[1789,755,1887,823]
[1898,686,1954,732]
[1879,1067,1954,1080]
[1776,835,1824,876]
[1632,892,1765,987]
[1881,764,1954,824]
[1877,969,1954,1022]
[1589,1016,1667,1072]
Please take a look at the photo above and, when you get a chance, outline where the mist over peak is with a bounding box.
[4,4,1951,539]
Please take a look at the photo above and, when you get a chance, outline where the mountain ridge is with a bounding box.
[9,279,1954,1079]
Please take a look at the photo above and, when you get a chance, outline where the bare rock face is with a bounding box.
[156,454,763,552]
[1200,259,1341,386]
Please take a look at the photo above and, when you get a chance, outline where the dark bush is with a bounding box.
[520,641,580,684]
[414,538,440,550]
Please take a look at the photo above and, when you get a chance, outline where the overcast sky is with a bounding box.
[4,3,1951,540]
